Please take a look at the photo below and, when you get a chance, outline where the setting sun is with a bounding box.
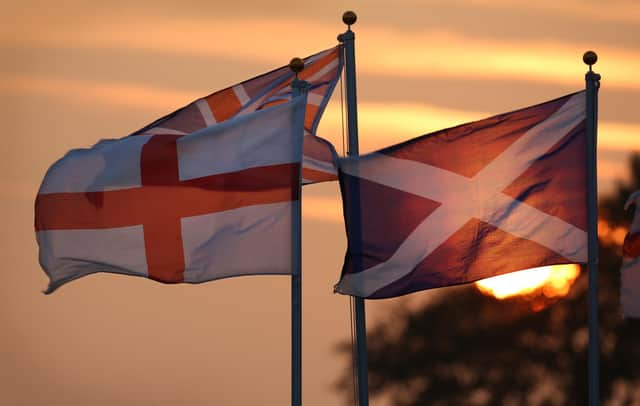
[475,264,581,300]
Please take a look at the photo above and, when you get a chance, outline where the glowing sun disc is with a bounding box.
[475,264,581,300]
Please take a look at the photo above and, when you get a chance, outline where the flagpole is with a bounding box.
[584,50,601,406]
[290,58,308,406]
[338,11,369,406]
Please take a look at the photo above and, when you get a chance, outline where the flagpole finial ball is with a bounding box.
[342,11,357,26]
[289,57,304,73]
[583,51,598,66]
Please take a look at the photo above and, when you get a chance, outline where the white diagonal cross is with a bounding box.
[336,93,587,297]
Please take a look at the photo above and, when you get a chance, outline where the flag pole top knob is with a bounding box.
[583,50,598,67]
[342,11,357,26]
[289,57,304,75]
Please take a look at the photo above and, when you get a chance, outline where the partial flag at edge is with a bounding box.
[621,191,640,317]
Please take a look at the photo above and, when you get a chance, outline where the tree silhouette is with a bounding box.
[337,154,640,405]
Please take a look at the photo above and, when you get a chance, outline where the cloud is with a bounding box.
[598,122,640,153]
[3,14,638,91]
[354,28,639,90]
[302,196,343,223]
[444,0,640,24]
[0,74,198,112]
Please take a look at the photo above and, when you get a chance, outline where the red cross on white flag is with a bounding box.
[36,97,306,293]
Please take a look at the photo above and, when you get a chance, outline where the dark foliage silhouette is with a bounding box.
[337,154,640,405]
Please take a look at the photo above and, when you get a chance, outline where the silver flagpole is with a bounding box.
[338,11,369,406]
[290,57,308,406]
[584,50,601,406]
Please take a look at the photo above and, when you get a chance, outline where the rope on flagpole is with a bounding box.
[338,10,370,406]
[340,58,347,158]
[338,37,360,406]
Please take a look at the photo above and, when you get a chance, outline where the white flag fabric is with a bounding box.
[35,97,305,293]
[621,191,640,317]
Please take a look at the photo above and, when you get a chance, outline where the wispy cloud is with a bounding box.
[597,122,640,153]
[302,196,343,223]
[356,28,639,90]
[3,15,638,91]
[451,0,640,24]
[0,74,198,112]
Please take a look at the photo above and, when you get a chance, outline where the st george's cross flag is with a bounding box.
[335,92,588,299]
[621,191,640,317]
[35,97,306,293]
[132,46,342,184]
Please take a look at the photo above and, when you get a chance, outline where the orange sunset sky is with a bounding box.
[2,1,640,405]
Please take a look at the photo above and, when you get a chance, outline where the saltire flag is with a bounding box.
[621,190,640,317]
[132,46,342,184]
[335,92,588,299]
[35,96,306,293]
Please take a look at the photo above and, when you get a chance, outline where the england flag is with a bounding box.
[36,97,306,293]
[335,92,588,299]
